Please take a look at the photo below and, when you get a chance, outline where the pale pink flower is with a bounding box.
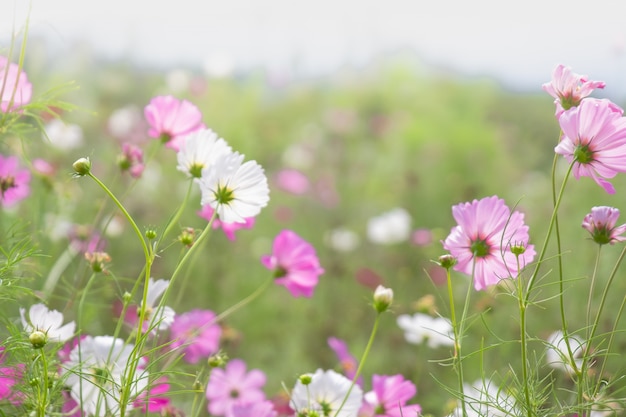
[359,374,421,417]
[67,225,106,254]
[206,359,267,417]
[197,204,255,241]
[0,154,30,207]
[582,206,626,245]
[232,400,277,417]
[118,143,145,178]
[0,56,32,112]
[144,95,204,151]
[327,337,361,386]
[274,169,310,194]
[555,98,626,194]
[261,229,324,297]
[542,64,605,117]
[443,196,536,291]
[170,309,222,364]
[32,158,56,177]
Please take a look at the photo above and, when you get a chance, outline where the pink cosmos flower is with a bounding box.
[206,359,267,417]
[198,204,255,241]
[327,337,361,386]
[542,64,605,118]
[359,374,421,417]
[232,400,277,417]
[0,56,32,112]
[67,224,106,255]
[582,206,626,245]
[555,98,626,194]
[0,348,24,405]
[169,309,222,364]
[443,196,536,291]
[144,95,204,151]
[274,169,310,194]
[261,230,324,298]
[0,154,30,207]
[118,143,145,178]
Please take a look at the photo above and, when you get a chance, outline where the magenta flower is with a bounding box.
[232,400,277,417]
[443,196,536,291]
[206,359,267,417]
[198,204,255,241]
[261,230,324,297]
[327,337,361,386]
[170,309,222,364]
[582,206,626,245]
[0,56,32,112]
[118,143,145,178]
[542,64,605,118]
[359,374,421,417]
[0,348,24,405]
[144,95,204,151]
[555,98,626,194]
[134,377,171,413]
[0,154,30,207]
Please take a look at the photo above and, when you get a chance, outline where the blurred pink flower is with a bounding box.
[206,359,267,417]
[327,337,361,386]
[232,400,277,417]
[134,377,171,413]
[67,225,106,254]
[555,98,626,194]
[411,228,433,246]
[0,154,30,207]
[359,374,421,417]
[32,158,56,177]
[261,230,324,297]
[443,196,536,291]
[0,56,32,112]
[144,95,204,151]
[198,204,255,241]
[274,169,310,194]
[542,64,605,118]
[170,309,222,364]
[0,348,24,405]
[118,143,145,178]
[582,206,626,245]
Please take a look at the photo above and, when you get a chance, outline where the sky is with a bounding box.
[3,0,626,96]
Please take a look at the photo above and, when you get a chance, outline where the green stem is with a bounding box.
[446,266,466,417]
[525,161,573,302]
[333,313,381,417]
[580,244,626,411]
[516,256,533,417]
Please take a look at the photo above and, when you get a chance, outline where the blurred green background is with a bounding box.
[3,49,626,415]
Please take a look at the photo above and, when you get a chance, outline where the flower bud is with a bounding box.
[72,157,91,176]
[145,228,157,240]
[437,254,457,269]
[178,227,196,248]
[29,330,47,349]
[298,374,313,385]
[208,351,228,368]
[373,285,393,313]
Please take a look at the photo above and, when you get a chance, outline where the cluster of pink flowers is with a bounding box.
[544,64,626,194]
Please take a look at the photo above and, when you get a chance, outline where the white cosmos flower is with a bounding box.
[20,303,75,344]
[290,369,363,417]
[397,313,454,348]
[545,330,585,374]
[62,336,148,417]
[140,278,175,333]
[366,208,412,245]
[198,151,270,223]
[43,119,84,150]
[176,128,232,179]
